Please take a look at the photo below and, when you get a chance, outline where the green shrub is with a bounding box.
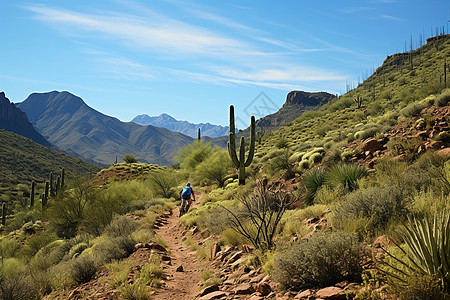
[195,150,233,187]
[303,168,325,206]
[399,101,426,117]
[272,232,362,290]
[103,215,138,238]
[123,153,138,163]
[70,255,97,284]
[435,89,450,106]
[266,149,297,179]
[299,160,310,170]
[332,185,407,237]
[175,140,214,171]
[147,170,178,198]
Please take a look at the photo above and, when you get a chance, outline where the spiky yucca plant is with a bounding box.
[381,210,450,292]
[325,163,368,192]
[304,168,325,206]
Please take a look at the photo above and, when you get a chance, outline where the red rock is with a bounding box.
[362,138,385,152]
[211,242,221,259]
[414,130,428,138]
[234,283,255,294]
[428,140,445,150]
[146,242,166,252]
[256,282,271,296]
[295,289,313,299]
[315,286,346,300]
[199,285,220,297]
[199,291,228,300]
[305,217,320,225]
[439,148,450,157]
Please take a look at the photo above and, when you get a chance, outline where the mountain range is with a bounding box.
[131,113,230,138]
[16,91,194,166]
[0,92,51,147]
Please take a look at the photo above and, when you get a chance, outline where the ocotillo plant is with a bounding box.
[198,128,201,141]
[30,180,36,207]
[227,105,255,185]
[2,203,6,226]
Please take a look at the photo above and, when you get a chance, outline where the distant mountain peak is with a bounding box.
[131,113,229,138]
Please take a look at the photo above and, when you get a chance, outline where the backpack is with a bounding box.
[181,187,192,198]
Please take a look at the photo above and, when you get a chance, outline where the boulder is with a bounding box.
[145,242,167,252]
[315,286,346,300]
[256,282,272,296]
[199,285,220,297]
[439,148,450,158]
[362,138,385,152]
[295,289,313,299]
[234,283,255,295]
[176,265,184,272]
[199,291,228,300]
[211,242,221,259]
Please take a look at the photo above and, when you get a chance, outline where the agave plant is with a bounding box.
[381,210,450,291]
[325,163,368,192]
[304,168,325,206]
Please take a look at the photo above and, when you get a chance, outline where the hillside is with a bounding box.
[17,91,194,165]
[212,90,335,147]
[256,34,450,160]
[0,129,100,190]
[132,113,230,138]
[0,92,51,147]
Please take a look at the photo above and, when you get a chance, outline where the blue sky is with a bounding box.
[1,0,449,127]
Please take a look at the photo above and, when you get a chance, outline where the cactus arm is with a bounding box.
[245,115,256,167]
[228,139,239,167]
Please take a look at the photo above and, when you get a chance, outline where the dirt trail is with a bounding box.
[152,198,208,300]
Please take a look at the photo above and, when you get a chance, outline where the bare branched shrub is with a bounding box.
[223,181,296,250]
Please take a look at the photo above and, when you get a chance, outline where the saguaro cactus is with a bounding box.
[354,95,363,109]
[198,128,201,141]
[49,172,54,196]
[30,180,36,207]
[2,203,6,226]
[61,168,65,189]
[43,181,49,206]
[227,105,255,185]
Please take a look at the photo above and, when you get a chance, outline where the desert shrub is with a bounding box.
[308,152,324,165]
[196,149,233,187]
[68,242,89,258]
[288,152,305,164]
[399,101,426,117]
[332,185,407,237]
[22,232,58,258]
[70,255,98,284]
[103,215,138,238]
[123,153,138,163]
[0,238,22,259]
[176,141,214,171]
[0,269,35,300]
[275,137,290,149]
[92,237,134,264]
[147,170,178,198]
[272,232,362,290]
[261,148,286,163]
[266,149,297,179]
[298,159,310,170]
[224,182,295,250]
[435,88,450,106]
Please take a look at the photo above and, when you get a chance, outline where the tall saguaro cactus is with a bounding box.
[198,128,201,141]
[227,105,255,185]
[30,180,36,207]
[2,203,6,226]
[61,168,65,189]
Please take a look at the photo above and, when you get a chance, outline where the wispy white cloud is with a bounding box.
[23,4,348,90]
[379,14,403,21]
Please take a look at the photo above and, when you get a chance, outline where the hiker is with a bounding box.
[179,183,195,216]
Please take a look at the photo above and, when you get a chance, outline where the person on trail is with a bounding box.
[179,183,195,216]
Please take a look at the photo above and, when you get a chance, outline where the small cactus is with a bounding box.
[227,105,255,185]
[2,203,6,226]
[30,180,36,207]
